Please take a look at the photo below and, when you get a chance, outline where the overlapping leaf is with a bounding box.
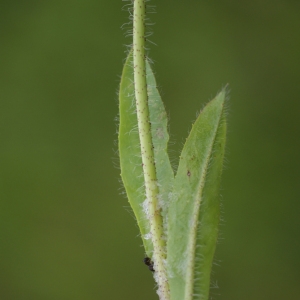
[119,50,227,300]
[118,51,174,256]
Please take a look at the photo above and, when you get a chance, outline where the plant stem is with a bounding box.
[133,1,170,299]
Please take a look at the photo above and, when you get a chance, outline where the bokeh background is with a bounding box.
[1,1,300,299]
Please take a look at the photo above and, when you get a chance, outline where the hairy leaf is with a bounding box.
[167,89,227,300]
[119,51,174,256]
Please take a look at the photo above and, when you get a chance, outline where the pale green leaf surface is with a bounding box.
[167,90,227,300]
[119,51,173,256]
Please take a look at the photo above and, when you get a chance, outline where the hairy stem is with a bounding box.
[133,1,170,299]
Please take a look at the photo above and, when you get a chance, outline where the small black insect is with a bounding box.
[143,257,155,272]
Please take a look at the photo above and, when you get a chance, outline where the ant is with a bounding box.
[143,257,155,272]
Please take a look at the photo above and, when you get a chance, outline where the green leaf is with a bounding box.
[167,89,227,300]
[118,51,174,257]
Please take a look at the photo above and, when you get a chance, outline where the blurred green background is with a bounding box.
[1,1,300,299]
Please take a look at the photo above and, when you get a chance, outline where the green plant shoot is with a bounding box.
[118,1,227,300]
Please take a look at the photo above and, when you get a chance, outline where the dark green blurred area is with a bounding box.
[1,1,299,299]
